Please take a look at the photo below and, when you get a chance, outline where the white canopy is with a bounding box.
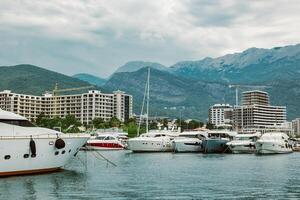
[0,109,27,120]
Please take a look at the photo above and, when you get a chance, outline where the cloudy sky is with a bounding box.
[0,0,299,77]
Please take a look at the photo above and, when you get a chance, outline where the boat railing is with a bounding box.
[0,133,90,140]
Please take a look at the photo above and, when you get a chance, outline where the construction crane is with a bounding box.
[52,83,95,96]
[229,84,271,106]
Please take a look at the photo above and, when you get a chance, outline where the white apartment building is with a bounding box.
[0,90,132,124]
[209,104,232,126]
[232,90,288,133]
[292,118,300,136]
[233,104,287,130]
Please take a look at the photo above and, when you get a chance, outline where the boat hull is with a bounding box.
[86,141,125,150]
[0,135,88,176]
[128,139,173,152]
[0,167,61,177]
[227,142,256,154]
[173,139,203,152]
[202,139,229,153]
[230,145,256,154]
[255,142,293,154]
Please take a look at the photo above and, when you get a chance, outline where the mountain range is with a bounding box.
[101,44,300,120]
[1,44,299,120]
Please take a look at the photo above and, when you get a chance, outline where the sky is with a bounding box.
[0,0,299,78]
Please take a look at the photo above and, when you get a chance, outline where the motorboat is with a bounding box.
[85,134,127,150]
[290,138,300,152]
[0,109,89,177]
[93,128,128,137]
[173,131,208,152]
[289,138,300,152]
[202,130,237,153]
[227,132,261,153]
[255,132,293,154]
[128,131,177,152]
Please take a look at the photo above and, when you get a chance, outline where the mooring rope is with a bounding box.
[76,154,87,167]
[85,146,117,167]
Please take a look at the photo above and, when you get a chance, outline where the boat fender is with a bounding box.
[30,137,37,157]
[55,138,66,149]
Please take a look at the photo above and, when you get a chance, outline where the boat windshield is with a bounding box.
[0,119,35,127]
[154,134,166,137]
[209,133,234,139]
[180,134,196,138]
[95,136,107,140]
[236,136,258,141]
[180,134,205,139]
[236,137,251,141]
[96,136,116,140]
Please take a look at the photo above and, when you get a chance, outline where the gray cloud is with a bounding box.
[0,0,299,77]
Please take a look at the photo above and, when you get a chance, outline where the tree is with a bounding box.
[162,118,168,127]
[92,117,109,129]
[36,114,82,133]
[61,114,82,133]
[206,123,215,130]
[181,121,188,131]
[35,113,46,127]
[149,122,158,130]
[109,116,121,128]
[124,121,138,138]
[188,120,204,129]
[125,117,136,125]
[34,113,61,129]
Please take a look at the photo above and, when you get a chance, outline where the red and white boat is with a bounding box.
[86,134,127,150]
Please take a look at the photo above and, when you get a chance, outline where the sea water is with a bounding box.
[1,151,300,199]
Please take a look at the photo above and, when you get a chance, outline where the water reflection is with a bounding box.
[24,179,37,200]
[1,152,300,199]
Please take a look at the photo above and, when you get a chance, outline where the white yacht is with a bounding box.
[173,131,207,152]
[202,130,237,153]
[0,109,89,176]
[255,132,293,154]
[227,132,261,154]
[128,131,176,152]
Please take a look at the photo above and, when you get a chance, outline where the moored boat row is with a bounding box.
[127,130,294,155]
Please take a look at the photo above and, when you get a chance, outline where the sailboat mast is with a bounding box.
[137,74,148,136]
[146,67,150,134]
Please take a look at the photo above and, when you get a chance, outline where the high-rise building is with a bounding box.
[0,90,133,124]
[292,118,300,136]
[232,90,287,134]
[209,104,232,126]
[233,105,287,129]
[242,90,270,106]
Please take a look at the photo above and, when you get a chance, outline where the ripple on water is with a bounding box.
[1,151,300,199]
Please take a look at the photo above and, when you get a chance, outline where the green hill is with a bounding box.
[73,73,107,86]
[0,64,92,95]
